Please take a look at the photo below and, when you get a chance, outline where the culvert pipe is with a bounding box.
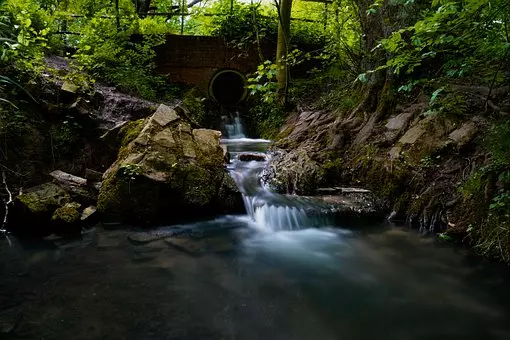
[209,69,248,106]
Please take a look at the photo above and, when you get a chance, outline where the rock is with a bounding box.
[238,153,266,162]
[448,121,477,148]
[220,144,230,163]
[15,183,71,214]
[50,170,87,186]
[100,121,129,141]
[81,205,97,221]
[52,202,81,224]
[398,123,427,144]
[152,104,179,127]
[85,169,104,182]
[263,148,324,195]
[389,146,402,160]
[11,183,74,236]
[385,111,415,131]
[153,129,177,148]
[97,106,242,224]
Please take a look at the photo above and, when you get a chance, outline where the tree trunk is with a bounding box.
[276,0,293,105]
[132,0,152,18]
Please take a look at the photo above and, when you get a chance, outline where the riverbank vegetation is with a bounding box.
[0,0,509,261]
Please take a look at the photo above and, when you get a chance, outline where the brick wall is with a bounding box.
[154,35,274,92]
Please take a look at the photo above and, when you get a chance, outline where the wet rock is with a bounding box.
[238,153,266,162]
[81,205,97,221]
[97,106,242,224]
[263,148,324,195]
[94,84,157,129]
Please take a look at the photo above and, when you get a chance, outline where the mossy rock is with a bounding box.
[52,202,81,224]
[97,104,241,224]
[11,182,72,237]
[16,183,71,214]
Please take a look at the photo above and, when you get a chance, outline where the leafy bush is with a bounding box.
[247,101,287,139]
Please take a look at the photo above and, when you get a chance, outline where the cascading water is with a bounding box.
[221,116,334,232]
[222,111,246,139]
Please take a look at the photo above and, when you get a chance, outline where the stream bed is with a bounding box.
[1,138,510,340]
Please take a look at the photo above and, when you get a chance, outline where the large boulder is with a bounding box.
[97,104,242,224]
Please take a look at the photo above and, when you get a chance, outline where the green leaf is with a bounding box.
[430,87,444,104]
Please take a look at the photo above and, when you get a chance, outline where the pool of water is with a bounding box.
[1,219,509,340]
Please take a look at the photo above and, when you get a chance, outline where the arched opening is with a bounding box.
[209,69,247,106]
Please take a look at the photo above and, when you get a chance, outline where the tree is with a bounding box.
[274,0,293,104]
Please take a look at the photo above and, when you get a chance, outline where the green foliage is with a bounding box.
[4,0,51,73]
[49,116,82,156]
[181,88,206,126]
[372,0,510,85]
[248,50,313,103]
[72,13,167,99]
[487,120,510,168]
[248,101,287,139]
[424,88,468,117]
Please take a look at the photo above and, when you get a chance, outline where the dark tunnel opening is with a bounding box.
[209,70,247,106]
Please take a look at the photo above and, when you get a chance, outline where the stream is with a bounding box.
[1,120,510,339]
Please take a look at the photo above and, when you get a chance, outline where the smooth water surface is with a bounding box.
[1,221,509,340]
[1,135,509,340]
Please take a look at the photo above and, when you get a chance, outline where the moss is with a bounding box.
[182,88,206,126]
[17,183,71,213]
[119,119,145,147]
[176,163,218,206]
[97,167,123,213]
[52,202,81,223]
[459,170,486,200]
[435,92,468,118]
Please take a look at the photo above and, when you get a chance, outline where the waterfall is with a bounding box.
[224,136,333,232]
[222,111,245,139]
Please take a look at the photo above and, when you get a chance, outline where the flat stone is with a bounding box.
[122,152,145,165]
[448,121,477,147]
[152,129,177,148]
[385,111,414,130]
[181,134,196,158]
[100,121,128,141]
[134,119,156,145]
[337,187,371,193]
[81,206,97,221]
[193,129,221,146]
[152,104,179,127]
[50,170,87,186]
[178,122,192,134]
[399,124,426,144]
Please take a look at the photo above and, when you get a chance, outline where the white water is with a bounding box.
[222,111,246,139]
[221,118,334,232]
